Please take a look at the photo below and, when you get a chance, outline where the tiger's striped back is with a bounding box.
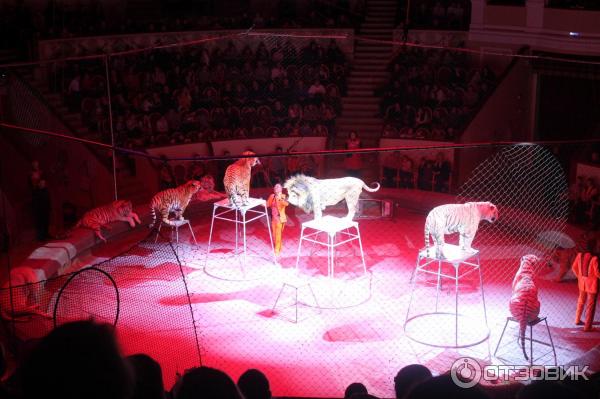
[509,254,540,360]
[78,200,133,231]
[424,202,498,257]
[149,180,201,228]
[223,151,259,208]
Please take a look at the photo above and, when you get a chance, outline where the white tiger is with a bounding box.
[424,201,498,257]
[283,174,380,220]
[509,254,541,360]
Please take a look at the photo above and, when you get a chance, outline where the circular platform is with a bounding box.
[202,253,280,281]
[404,312,490,348]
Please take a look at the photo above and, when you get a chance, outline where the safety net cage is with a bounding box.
[0,26,599,399]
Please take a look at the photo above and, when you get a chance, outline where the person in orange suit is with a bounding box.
[572,239,600,332]
[267,184,289,258]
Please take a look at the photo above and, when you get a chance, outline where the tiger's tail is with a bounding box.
[520,306,529,361]
[149,205,157,229]
[424,216,430,255]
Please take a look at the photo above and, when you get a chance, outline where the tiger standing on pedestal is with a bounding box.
[509,254,541,360]
[76,200,141,242]
[424,201,498,258]
[149,180,201,228]
[223,151,260,208]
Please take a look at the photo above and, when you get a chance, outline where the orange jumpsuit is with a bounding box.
[267,193,288,256]
[572,252,600,331]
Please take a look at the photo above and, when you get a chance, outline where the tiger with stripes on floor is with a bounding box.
[509,254,541,360]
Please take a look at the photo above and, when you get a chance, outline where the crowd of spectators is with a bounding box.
[0,0,363,47]
[379,46,496,141]
[381,151,452,192]
[0,319,597,399]
[62,38,347,148]
[396,0,471,32]
[546,0,600,9]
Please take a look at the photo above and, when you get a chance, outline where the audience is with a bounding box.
[379,45,496,141]
[398,0,471,31]
[57,38,347,148]
[381,152,451,192]
[2,320,598,399]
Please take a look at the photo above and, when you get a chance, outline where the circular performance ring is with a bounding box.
[404,311,490,349]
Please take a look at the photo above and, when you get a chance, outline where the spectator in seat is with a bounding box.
[417,157,434,191]
[156,115,169,136]
[67,73,81,112]
[399,156,415,188]
[382,152,401,188]
[344,131,362,178]
[432,152,451,192]
[32,179,51,241]
[308,80,326,103]
[238,369,271,399]
[270,146,287,184]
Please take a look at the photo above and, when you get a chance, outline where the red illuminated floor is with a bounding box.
[17,204,600,398]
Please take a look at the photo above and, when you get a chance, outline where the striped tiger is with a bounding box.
[223,151,259,208]
[424,201,498,258]
[149,180,201,228]
[76,200,141,242]
[509,254,541,360]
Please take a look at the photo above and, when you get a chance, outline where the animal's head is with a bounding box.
[200,175,215,191]
[283,174,314,214]
[477,202,498,223]
[518,254,539,277]
[183,180,202,194]
[242,151,260,168]
[115,200,133,216]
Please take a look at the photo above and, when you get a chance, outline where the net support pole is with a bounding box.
[104,55,118,200]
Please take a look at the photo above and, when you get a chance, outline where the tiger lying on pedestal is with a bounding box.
[149,180,201,228]
[77,200,141,242]
[424,201,498,258]
[509,254,541,360]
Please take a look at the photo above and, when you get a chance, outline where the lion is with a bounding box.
[283,174,380,220]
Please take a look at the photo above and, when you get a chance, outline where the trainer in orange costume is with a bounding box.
[267,184,289,258]
[572,242,600,332]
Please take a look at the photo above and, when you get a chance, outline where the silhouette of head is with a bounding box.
[345,382,368,398]
[126,354,164,399]
[394,364,432,399]
[238,368,271,399]
[21,320,132,399]
[178,366,242,399]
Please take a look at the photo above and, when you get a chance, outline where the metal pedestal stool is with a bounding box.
[154,219,198,247]
[404,244,489,348]
[494,316,557,366]
[272,272,321,323]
